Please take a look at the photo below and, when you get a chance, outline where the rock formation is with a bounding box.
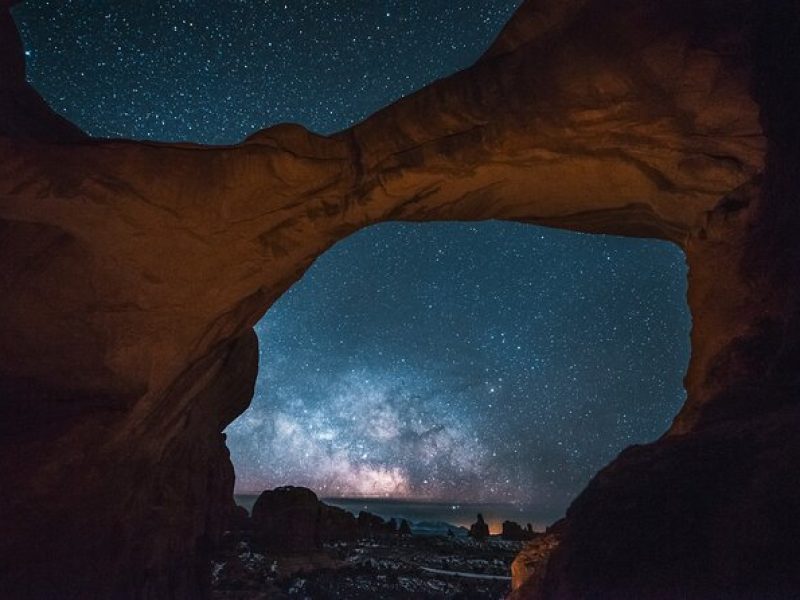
[501,520,536,542]
[318,504,360,544]
[469,514,490,542]
[251,486,324,554]
[0,0,799,598]
[399,519,413,536]
[249,486,399,554]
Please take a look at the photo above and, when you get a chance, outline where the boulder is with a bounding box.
[251,486,322,554]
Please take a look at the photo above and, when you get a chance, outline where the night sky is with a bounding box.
[14,1,691,516]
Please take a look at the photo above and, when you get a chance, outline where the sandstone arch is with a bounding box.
[1,0,798,597]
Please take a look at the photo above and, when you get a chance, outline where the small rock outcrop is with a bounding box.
[250,486,406,555]
[319,504,359,543]
[357,510,401,537]
[399,519,412,536]
[469,513,490,542]
[251,486,324,554]
[501,520,537,541]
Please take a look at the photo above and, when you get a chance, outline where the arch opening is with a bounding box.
[227,220,691,531]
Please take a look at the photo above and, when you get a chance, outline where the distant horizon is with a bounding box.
[233,492,554,533]
[234,491,535,507]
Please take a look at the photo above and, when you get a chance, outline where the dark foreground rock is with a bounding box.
[511,405,800,598]
[252,487,325,554]
[249,487,409,557]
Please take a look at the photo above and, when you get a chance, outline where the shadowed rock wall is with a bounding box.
[0,0,797,597]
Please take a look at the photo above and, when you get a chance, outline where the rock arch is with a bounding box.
[0,0,798,597]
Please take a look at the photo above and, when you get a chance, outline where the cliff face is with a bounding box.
[0,0,798,598]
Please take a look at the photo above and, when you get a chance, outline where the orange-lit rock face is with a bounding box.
[1,0,798,598]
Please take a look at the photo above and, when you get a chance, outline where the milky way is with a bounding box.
[233,222,689,513]
[14,0,691,516]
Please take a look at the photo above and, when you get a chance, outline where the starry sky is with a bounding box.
[14,0,691,517]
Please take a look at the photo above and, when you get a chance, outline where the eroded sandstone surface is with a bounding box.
[0,0,798,598]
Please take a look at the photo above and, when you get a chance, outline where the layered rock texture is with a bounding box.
[0,0,798,598]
